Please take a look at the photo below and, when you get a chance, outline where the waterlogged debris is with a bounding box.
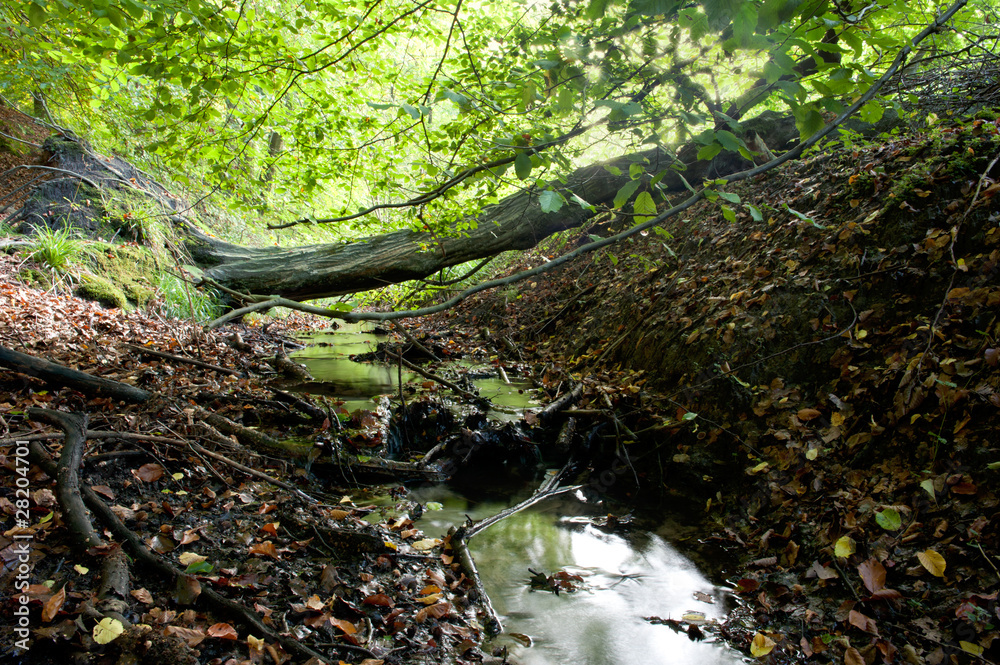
[750,632,776,658]
[528,568,585,594]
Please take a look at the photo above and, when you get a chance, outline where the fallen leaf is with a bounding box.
[917,549,946,577]
[164,625,206,647]
[858,558,886,594]
[848,609,879,634]
[178,552,207,566]
[42,585,65,622]
[329,618,357,635]
[135,463,164,482]
[834,536,856,559]
[750,633,775,658]
[207,623,239,640]
[844,646,865,665]
[248,541,278,558]
[93,617,124,645]
[130,588,153,604]
[415,601,452,623]
[875,508,901,531]
[797,408,822,421]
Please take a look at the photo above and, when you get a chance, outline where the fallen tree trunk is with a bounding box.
[188,112,818,301]
[0,344,151,403]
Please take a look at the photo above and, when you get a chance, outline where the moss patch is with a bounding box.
[79,243,161,308]
[76,273,129,309]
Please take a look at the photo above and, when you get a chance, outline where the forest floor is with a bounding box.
[1,106,1000,665]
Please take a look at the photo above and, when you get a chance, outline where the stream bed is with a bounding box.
[291,326,746,664]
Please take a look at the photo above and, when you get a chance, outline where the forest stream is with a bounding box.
[288,325,746,665]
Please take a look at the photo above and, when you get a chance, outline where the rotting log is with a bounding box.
[1,344,150,403]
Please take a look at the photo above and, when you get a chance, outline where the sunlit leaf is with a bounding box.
[917,549,946,577]
[834,536,855,559]
[750,633,775,658]
[93,617,124,644]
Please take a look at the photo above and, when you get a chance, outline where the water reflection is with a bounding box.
[413,487,743,665]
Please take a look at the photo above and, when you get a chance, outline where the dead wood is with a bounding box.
[1,344,151,403]
[447,525,503,637]
[125,343,242,377]
[26,408,102,548]
[272,345,313,381]
[538,383,583,421]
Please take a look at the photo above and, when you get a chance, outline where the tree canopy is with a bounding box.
[3,0,986,236]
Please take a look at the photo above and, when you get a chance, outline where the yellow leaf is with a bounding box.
[93,617,124,644]
[806,448,819,461]
[411,538,440,551]
[959,641,984,656]
[178,552,207,566]
[917,549,946,577]
[750,633,776,658]
[247,634,265,651]
[834,536,856,559]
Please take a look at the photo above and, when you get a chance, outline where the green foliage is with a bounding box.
[156,273,221,322]
[27,226,86,272]
[0,0,981,245]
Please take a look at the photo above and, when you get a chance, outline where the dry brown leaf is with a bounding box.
[207,623,238,640]
[164,625,206,647]
[134,463,164,482]
[858,558,886,594]
[42,585,65,623]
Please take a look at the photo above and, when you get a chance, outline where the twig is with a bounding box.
[125,343,242,376]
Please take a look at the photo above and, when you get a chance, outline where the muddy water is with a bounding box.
[293,328,743,664]
[411,485,743,665]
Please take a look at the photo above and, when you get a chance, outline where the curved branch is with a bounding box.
[26,408,102,548]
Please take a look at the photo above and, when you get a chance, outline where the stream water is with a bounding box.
[292,327,745,665]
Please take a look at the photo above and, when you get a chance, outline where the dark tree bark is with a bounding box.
[189,112,813,302]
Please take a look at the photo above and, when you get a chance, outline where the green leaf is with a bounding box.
[697,144,723,161]
[633,191,656,222]
[604,164,623,177]
[719,191,741,204]
[106,6,128,30]
[746,204,763,222]
[721,205,736,222]
[715,130,743,152]
[539,189,564,213]
[185,560,214,574]
[28,1,46,27]
[587,0,613,20]
[629,162,645,179]
[514,152,533,180]
[859,100,884,124]
[875,508,901,531]
[681,411,698,421]
[613,180,641,208]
